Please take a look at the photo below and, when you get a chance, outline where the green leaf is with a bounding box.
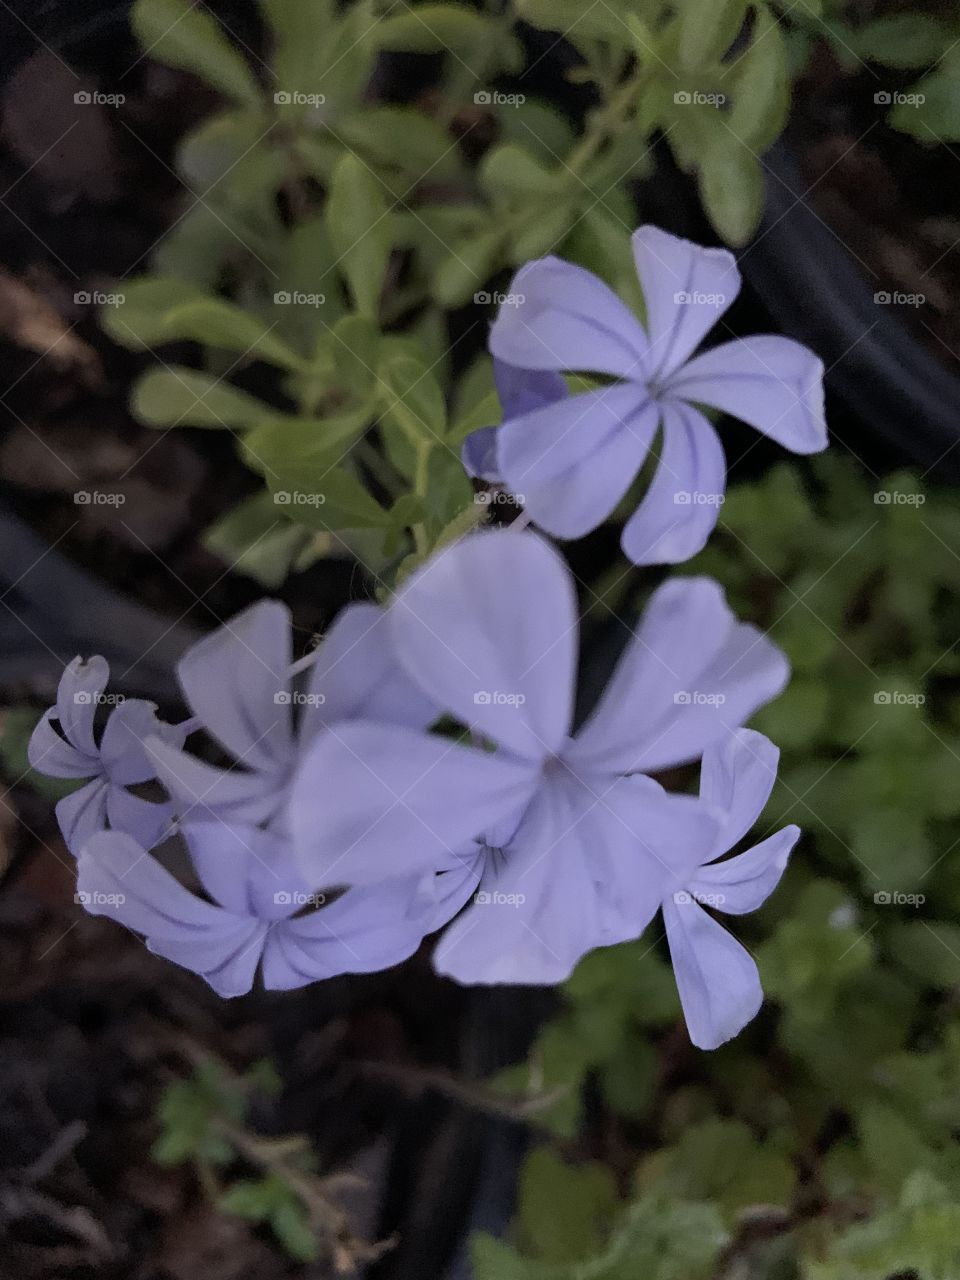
[260,0,334,94]
[374,4,492,53]
[203,493,310,589]
[677,0,750,70]
[161,300,306,370]
[887,921,960,988]
[100,276,209,350]
[850,15,954,69]
[697,137,764,246]
[889,57,960,142]
[130,0,261,107]
[517,1148,618,1264]
[338,107,460,180]
[270,1194,318,1263]
[242,410,372,481]
[479,143,557,203]
[268,465,389,532]
[431,228,504,307]
[423,446,473,543]
[132,368,272,429]
[725,6,790,150]
[379,354,447,446]
[325,153,392,321]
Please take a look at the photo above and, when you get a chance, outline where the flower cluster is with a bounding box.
[29,224,822,1050]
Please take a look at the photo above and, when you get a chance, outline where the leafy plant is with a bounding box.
[478,453,960,1277]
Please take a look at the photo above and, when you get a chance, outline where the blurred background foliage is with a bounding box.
[10,0,960,1273]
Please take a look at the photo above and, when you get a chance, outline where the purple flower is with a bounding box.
[662,728,800,1049]
[76,824,471,997]
[28,656,184,855]
[145,598,437,827]
[482,226,827,564]
[290,529,789,985]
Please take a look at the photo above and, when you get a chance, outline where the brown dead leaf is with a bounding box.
[0,271,102,388]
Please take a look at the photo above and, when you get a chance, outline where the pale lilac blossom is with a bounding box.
[476,226,827,564]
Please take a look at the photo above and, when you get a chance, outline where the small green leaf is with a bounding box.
[374,4,492,53]
[338,107,460,180]
[161,300,306,370]
[850,15,954,69]
[133,368,272,429]
[203,493,309,589]
[697,138,764,246]
[889,57,960,142]
[100,276,209,350]
[677,0,750,70]
[325,153,393,321]
[268,466,389,532]
[131,0,261,107]
[517,1148,618,1264]
[379,354,447,446]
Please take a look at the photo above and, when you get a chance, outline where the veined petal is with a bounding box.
[105,785,176,851]
[56,656,109,758]
[28,710,94,779]
[699,728,780,853]
[569,578,788,774]
[665,335,827,455]
[498,384,659,540]
[300,602,437,745]
[663,894,763,1050]
[433,780,604,985]
[690,826,799,915]
[177,601,293,773]
[583,773,722,941]
[182,820,304,920]
[290,721,539,888]
[146,736,286,826]
[631,227,740,378]
[56,778,108,856]
[621,402,726,566]
[100,699,185,786]
[77,830,264,997]
[489,257,648,379]
[389,530,576,761]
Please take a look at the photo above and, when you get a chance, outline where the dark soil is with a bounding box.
[791,41,960,375]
